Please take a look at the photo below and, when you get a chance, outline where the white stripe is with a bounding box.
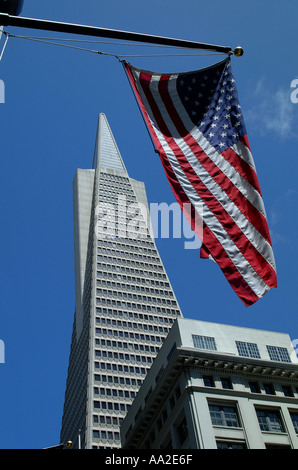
[148,75,275,272]
[132,71,270,297]
[232,140,256,171]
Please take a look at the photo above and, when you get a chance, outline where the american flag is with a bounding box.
[124,58,277,306]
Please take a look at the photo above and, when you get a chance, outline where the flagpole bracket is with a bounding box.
[0,13,233,54]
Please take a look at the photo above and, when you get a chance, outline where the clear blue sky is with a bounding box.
[0,0,297,449]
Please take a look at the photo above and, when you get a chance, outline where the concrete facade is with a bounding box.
[121,318,298,449]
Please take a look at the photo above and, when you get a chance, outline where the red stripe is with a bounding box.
[159,74,189,137]
[221,143,262,194]
[139,72,276,287]
[138,72,171,150]
[124,65,163,154]
[240,134,251,150]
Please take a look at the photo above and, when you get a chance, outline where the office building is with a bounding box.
[121,318,298,449]
[60,114,182,449]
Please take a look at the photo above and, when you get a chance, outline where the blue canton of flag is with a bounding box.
[176,60,246,152]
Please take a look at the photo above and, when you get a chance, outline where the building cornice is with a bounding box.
[123,346,298,448]
[179,347,298,381]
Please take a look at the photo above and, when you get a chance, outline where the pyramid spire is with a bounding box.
[92,113,127,173]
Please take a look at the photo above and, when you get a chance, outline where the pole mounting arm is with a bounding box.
[0,13,234,54]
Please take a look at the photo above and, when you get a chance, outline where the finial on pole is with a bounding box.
[233,46,244,57]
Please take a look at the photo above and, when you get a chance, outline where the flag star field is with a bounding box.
[177,59,246,152]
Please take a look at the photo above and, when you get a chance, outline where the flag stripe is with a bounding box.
[234,135,256,170]
[125,66,163,152]
[221,145,261,194]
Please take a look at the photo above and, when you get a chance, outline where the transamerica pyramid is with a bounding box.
[60,114,182,449]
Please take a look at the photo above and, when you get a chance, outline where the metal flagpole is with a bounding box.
[0,12,240,55]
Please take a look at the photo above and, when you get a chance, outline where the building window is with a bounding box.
[265,444,291,449]
[249,381,261,393]
[263,383,275,395]
[217,441,246,449]
[256,409,284,433]
[281,385,293,397]
[192,335,216,351]
[203,375,215,387]
[235,341,260,358]
[221,377,233,389]
[267,345,291,363]
[209,404,241,428]
[290,412,298,433]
